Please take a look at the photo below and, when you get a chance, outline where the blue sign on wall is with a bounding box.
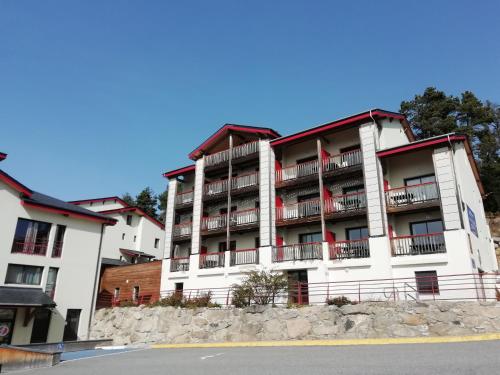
[467,206,478,237]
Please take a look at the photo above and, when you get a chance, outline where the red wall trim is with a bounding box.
[376,135,466,158]
[0,170,33,197]
[271,111,408,147]
[68,196,129,207]
[188,124,280,160]
[163,164,196,179]
[98,207,165,229]
[21,201,117,225]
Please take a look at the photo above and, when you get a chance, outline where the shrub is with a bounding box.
[326,296,355,307]
[232,270,288,307]
[151,292,220,308]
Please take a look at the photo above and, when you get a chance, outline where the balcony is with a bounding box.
[385,182,440,213]
[276,199,321,226]
[231,172,259,196]
[175,190,194,208]
[199,252,225,269]
[204,179,229,201]
[276,159,319,188]
[201,208,260,235]
[329,239,369,260]
[205,141,259,169]
[173,222,192,241]
[324,191,367,220]
[11,240,48,256]
[170,257,190,272]
[322,149,362,178]
[272,242,323,262]
[391,233,446,256]
[230,248,259,266]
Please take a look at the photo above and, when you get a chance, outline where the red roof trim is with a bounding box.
[98,207,165,229]
[21,201,117,225]
[188,124,280,160]
[0,153,7,161]
[163,164,196,179]
[68,196,129,207]
[0,170,33,197]
[376,135,467,158]
[270,110,413,147]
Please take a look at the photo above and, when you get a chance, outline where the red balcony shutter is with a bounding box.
[323,187,332,199]
[388,225,394,239]
[276,235,283,247]
[321,149,330,160]
[325,231,335,244]
[275,160,282,172]
[275,196,283,208]
[384,180,389,191]
[200,246,208,254]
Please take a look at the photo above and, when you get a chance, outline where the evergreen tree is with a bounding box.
[157,190,169,224]
[121,193,136,207]
[135,187,158,218]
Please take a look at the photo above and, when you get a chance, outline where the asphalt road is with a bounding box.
[24,341,500,375]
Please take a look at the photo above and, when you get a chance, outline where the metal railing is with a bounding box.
[11,240,49,256]
[173,222,192,238]
[276,159,319,183]
[51,241,63,258]
[199,252,225,268]
[231,172,259,191]
[385,182,439,208]
[329,239,370,259]
[230,208,259,227]
[232,141,259,160]
[201,214,227,232]
[323,149,362,172]
[205,149,230,168]
[230,248,259,266]
[272,242,323,262]
[391,232,446,256]
[276,199,321,222]
[324,191,366,214]
[175,190,194,205]
[204,179,229,197]
[170,257,190,272]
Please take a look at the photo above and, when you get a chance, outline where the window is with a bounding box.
[404,174,436,186]
[126,215,133,226]
[154,238,160,249]
[218,241,236,252]
[114,288,120,299]
[122,233,125,240]
[0,309,16,345]
[342,185,364,195]
[63,309,81,341]
[175,283,184,294]
[297,193,320,202]
[299,232,322,244]
[340,144,361,153]
[296,155,317,164]
[132,286,140,302]
[45,268,58,299]
[410,220,443,236]
[52,225,66,257]
[415,271,439,294]
[133,235,137,242]
[346,227,369,241]
[5,264,43,285]
[11,218,52,255]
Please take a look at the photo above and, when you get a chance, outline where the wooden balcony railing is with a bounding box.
[199,252,225,268]
[51,241,63,258]
[170,257,190,272]
[175,190,194,205]
[230,248,259,266]
[205,149,230,168]
[276,199,321,223]
[173,222,192,238]
[272,242,323,262]
[323,149,362,172]
[204,179,229,197]
[324,191,366,214]
[201,214,227,232]
[11,240,49,256]
[385,182,439,208]
[329,239,369,260]
[276,159,319,183]
[231,172,259,191]
[391,232,446,256]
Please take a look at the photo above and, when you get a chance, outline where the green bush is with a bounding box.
[325,296,355,307]
[232,270,288,307]
[151,292,220,308]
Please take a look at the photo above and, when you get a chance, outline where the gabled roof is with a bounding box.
[0,152,7,161]
[163,164,196,179]
[68,196,129,208]
[120,248,155,258]
[188,124,281,160]
[270,109,415,147]
[98,206,165,229]
[0,169,116,225]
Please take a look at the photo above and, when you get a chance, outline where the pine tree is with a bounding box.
[135,187,158,218]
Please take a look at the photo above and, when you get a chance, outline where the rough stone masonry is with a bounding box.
[90,302,500,345]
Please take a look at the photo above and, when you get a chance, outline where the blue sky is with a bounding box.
[1,0,499,201]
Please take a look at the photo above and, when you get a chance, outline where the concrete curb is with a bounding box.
[151,333,500,349]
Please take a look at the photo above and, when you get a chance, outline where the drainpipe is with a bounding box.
[87,222,106,339]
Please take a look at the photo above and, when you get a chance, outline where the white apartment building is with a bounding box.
[0,156,116,345]
[161,110,498,303]
[69,197,165,265]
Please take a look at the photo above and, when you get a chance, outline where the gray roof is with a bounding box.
[0,286,56,307]
[101,257,129,266]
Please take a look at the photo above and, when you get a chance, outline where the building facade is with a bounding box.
[69,197,165,264]
[0,163,116,345]
[161,110,498,303]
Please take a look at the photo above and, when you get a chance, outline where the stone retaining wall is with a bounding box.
[90,302,500,345]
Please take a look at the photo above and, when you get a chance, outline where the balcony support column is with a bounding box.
[226,133,233,253]
[317,138,327,242]
[259,140,274,247]
[163,179,178,260]
[190,157,205,258]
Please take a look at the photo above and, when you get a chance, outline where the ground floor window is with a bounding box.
[0,308,16,345]
[5,264,43,285]
[63,309,81,342]
[415,271,439,294]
